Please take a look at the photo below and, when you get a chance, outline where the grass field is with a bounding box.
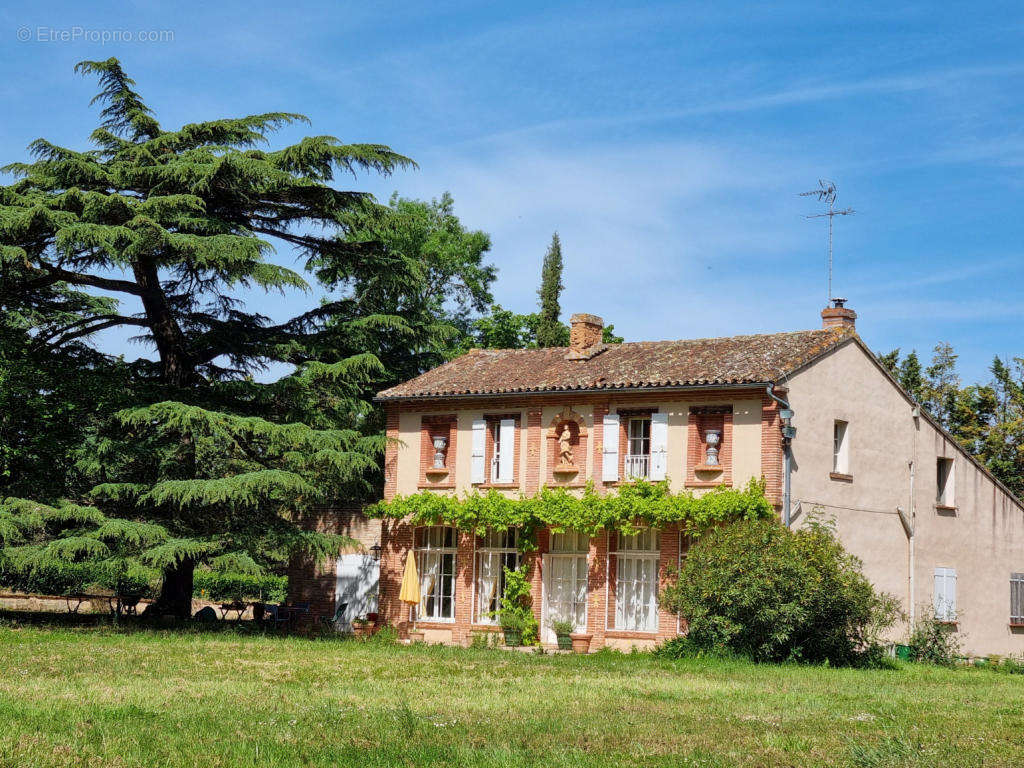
[1,619,1023,767]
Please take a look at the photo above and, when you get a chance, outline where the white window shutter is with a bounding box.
[947,569,957,620]
[602,413,620,482]
[497,419,515,483]
[471,419,486,484]
[933,567,957,621]
[650,412,668,480]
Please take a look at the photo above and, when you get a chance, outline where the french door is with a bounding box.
[542,553,588,643]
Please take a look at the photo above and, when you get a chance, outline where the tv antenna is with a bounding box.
[800,179,854,304]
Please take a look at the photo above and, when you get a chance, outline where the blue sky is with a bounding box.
[3,1,1023,383]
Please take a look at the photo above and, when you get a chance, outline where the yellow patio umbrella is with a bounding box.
[398,550,420,630]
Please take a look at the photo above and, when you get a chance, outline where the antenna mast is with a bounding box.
[800,179,854,303]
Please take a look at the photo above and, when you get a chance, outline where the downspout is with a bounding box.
[766,383,795,527]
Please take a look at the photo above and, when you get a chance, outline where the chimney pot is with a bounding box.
[821,299,856,330]
[568,313,604,358]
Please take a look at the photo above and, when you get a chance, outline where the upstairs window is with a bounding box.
[833,420,850,475]
[937,458,955,508]
[625,416,652,479]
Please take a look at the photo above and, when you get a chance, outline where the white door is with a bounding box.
[334,554,379,630]
[542,554,588,643]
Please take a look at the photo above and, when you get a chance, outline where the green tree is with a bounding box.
[535,232,569,347]
[314,192,495,390]
[0,58,412,615]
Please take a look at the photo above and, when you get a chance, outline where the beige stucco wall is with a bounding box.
[396,396,764,497]
[788,340,1024,656]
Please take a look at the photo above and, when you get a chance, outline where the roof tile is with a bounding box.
[376,327,853,400]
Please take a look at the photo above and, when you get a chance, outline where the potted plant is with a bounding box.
[352,616,373,638]
[570,632,593,654]
[552,619,574,650]
[500,613,525,647]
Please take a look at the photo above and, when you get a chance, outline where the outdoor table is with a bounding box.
[218,602,247,621]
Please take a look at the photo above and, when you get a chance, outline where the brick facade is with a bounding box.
[286,505,381,622]
[373,386,785,649]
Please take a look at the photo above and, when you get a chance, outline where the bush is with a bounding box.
[905,610,961,665]
[494,565,539,645]
[192,570,286,603]
[660,518,898,665]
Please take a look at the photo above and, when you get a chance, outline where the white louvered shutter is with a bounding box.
[497,419,515,483]
[650,412,668,480]
[471,419,486,484]
[933,567,956,621]
[602,413,620,482]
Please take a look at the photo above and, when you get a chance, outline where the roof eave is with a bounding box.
[374,380,779,404]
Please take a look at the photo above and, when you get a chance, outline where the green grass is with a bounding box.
[1,618,1023,767]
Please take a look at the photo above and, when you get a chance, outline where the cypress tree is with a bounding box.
[536,232,569,347]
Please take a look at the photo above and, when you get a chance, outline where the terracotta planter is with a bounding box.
[352,623,373,638]
[407,629,425,644]
[570,633,592,654]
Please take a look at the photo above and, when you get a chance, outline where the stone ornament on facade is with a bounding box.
[558,424,574,467]
[704,429,721,466]
[432,435,448,469]
[548,406,587,477]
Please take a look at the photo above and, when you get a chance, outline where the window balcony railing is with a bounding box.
[624,454,650,480]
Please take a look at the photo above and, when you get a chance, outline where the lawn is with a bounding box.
[1,620,1022,767]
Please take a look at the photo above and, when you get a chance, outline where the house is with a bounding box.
[365,304,1024,655]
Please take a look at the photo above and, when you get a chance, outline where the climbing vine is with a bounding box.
[366,479,774,549]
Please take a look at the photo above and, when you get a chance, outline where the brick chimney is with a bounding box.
[567,313,604,359]
[821,298,856,330]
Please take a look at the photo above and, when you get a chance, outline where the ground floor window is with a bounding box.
[415,526,457,621]
[543,530,589,640]
[613,528,660,632]
[475,529,520,624]
[933,566,956,622]
[1012,573,1024,625]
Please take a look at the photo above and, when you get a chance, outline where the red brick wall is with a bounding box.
[286,506,381,622]
[378,518,414,636]
[760,393,784,507]
[525,408,543,494]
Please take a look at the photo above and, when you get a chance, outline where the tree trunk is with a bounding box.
[131,259,196,387]
[153,557,196,618]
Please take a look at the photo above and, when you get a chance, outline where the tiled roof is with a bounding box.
[376,327,854,400]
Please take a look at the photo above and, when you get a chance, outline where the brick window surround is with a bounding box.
[686,405,733,487]
[419,415,457,488]
[481,413,521,487]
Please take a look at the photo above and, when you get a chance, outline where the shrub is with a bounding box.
[905,610,961,665]
[191,570,286,603]
[660,518,898,665]
[494,565,539,645]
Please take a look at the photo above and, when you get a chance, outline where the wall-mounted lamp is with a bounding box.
[369,543,382,561]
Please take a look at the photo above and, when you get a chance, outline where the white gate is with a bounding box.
[334,554,379,630]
